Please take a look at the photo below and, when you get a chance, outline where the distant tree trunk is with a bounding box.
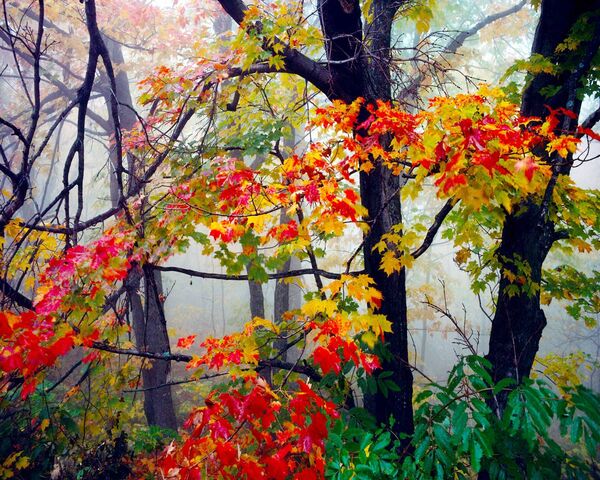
[102,37,177,429]
[273,129,299,361]
[246,263,265,319]
[211,12,267,325]
[127,267,178,430]
[486,0,600,412]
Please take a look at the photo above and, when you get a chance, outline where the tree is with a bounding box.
[486,0,600,411]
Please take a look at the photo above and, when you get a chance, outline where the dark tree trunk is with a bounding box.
[362,0,414,443]
[318,0,414,443]
[486,204,554,411]
[486,0,600,412]
[102,38,177,429]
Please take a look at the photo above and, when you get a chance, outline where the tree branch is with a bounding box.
[0,278,33,310]
[216,0,333,97]
[445,0,527,55]
[153,264,363,281]
[91,342,322,381]
[411,199,455,260]
[580,104,600,132]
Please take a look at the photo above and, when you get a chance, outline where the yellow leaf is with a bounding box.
[5,219,23,239]
[301,299,338,317]
[40,418,50,432]
[380,251,402,275]
[316,214,345,236]
[14,456,29,470]
[360,160,374,173]
[361,331,378,349]
[400,253,414,269]
[251,317,280,334]
[24,276,35,292]
[455,248,471,265]
[503,269,516,283]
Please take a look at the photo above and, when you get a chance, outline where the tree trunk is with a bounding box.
[318,0,414,443]
[246,263,265,319]
[274,128,298,361]
[127,268,178,430]
[103,38,177,429]
[486,0,600,412]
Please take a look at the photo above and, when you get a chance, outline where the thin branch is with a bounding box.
[445,0,527,55]
[91,342,322,382]
[580,104,600,132]
[153,264,362,281]
[0,278,33,310]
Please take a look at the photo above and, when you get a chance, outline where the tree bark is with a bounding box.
[486,0,600,412]
[126,268,178,430]
[246,263,266,319]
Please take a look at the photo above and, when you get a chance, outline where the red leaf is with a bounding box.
[20,379,37,400]
[514,156,538,181]
[177,335,197,349]
[312,346,341,375]
[49,336,74,358]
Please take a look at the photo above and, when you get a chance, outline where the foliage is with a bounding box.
[401,355,600,479]
[329,355,600,480]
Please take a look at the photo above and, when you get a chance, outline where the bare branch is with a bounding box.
[445,0,527,55]
[0,278,33,310]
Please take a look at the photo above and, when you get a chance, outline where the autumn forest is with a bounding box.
[1,0,600,478]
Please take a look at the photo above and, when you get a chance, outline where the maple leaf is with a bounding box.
[380,250,402,275]
[299,411,328,453]
[209,417,233,440]
[301,299,338,317]
[312,346,341,375]
[215,442,237,466]
[473,151,509,176]
[177,335,197,349]
[0,312,16,337]
[547,136,579,158]
[49,336,74,357]
[514,156,538,181]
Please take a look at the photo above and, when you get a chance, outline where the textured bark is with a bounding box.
[486,0,600,412]
[127,268,178,430]
[361,0,414,443]
[317,0,365,101]
[486,203,554,410]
